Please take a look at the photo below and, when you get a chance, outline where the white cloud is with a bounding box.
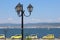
[0,18,20,24]
[0,18,60,24]
[8,18,13,21]
[7,18,20,24]
[24,18,60,23]
[24,18,41,23]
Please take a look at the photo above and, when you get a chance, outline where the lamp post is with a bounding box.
[15,3,33,40]
[4,27,8,40]
[4,28,7,40]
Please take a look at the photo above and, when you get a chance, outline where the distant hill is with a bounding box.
[0,23,20,27]
[0,23,60,28]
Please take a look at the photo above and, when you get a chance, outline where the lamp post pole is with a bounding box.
[5,28,7,40]
[15,3,33,40]
[4,27,8,40]
[21,7,24,40]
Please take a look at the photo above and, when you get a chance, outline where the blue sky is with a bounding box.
[0,0,60,23]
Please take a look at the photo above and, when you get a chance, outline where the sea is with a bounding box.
[0,28,60,38]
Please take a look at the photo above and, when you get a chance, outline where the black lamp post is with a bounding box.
[4,27,8,40]
[15,3,33,40]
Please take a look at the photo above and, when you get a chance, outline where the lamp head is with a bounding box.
[15,3,23,14]
[15,3,23,17]
[27,4,33,13]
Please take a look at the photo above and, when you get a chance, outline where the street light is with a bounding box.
[15,3,33,40]
[4,27,8,40]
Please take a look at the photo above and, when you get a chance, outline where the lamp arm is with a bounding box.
[24,12,31,17]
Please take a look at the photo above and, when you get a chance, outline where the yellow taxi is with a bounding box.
[26,34,38,39]
[0,34,5,38]
[42,34,55,39]
[11,34,22,39]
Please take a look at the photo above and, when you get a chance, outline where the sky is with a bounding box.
[0,0,60,24]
